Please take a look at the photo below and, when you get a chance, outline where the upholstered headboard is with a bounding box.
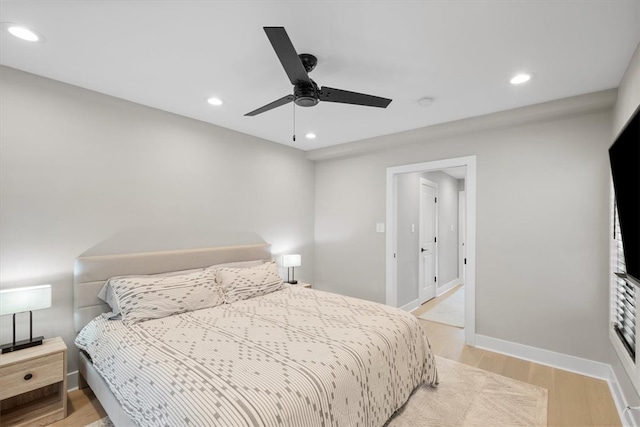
[73,243,272,332]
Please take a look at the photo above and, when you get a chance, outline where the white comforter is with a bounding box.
[76,286,438,427]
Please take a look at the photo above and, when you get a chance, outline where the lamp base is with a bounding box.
[1,337,44,354]
[288,280,298,284]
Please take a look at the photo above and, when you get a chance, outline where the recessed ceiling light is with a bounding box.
[417,97,434,107]
[5,24,41,42]
[510,73,532,85]
[207,97,223,106]
[305,133,316,139]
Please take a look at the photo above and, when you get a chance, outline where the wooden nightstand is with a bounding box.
[0,337,67,427]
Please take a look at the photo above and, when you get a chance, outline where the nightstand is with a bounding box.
[296,283,312,289]
[0,337,67,427]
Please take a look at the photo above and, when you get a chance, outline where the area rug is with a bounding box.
[85,418,114,427]
[386,356,548,426]
[86,356,547,427]
[419,285,465,327]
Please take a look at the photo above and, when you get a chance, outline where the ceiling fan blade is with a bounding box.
[264,27,312,86]
[318,86,392,108]
[245,94,294,116]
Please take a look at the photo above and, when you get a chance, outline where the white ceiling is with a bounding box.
[1,1,639,151]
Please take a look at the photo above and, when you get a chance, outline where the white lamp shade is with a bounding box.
[281,254,301,268]
[0,285,52,315]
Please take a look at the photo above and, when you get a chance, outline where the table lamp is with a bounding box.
[0,284,52,354]
[281,254,301,284]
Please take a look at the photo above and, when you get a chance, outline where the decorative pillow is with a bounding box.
[109,269,223,324]
[216,261,284,304]
[98,267,204,318]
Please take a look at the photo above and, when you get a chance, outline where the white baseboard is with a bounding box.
[67,370,79,392]
[436,278,460,297]
[400,299,420,313]
[475,334,611,380]
[607,364,640,427]
[607,365,631,426]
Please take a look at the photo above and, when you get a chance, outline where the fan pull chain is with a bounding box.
[292,102,296,142]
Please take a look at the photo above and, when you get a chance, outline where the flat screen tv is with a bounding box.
[609,104,640,286]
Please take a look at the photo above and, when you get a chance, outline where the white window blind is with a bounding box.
[614,202,635,360]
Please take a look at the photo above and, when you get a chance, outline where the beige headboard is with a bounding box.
[73,243,272,332]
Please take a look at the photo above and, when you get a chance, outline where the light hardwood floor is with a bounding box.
[49,387,106,427]
[51,288,621,426]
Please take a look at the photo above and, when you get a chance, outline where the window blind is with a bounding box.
[614,202,635,360]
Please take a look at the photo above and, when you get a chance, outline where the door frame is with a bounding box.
[386,156,477,345]
[418,178,438,304]
[458,190,466,285]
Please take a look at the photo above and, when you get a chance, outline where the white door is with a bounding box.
[419,179,437,303]
[459,191,466,285]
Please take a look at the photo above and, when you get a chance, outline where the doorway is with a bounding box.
[386,156,476,345]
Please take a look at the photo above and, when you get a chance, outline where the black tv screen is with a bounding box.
[609,104,640,285]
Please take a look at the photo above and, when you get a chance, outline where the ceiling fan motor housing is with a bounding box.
[294,83,319,107]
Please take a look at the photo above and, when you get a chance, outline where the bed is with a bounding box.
[74,242,438,426]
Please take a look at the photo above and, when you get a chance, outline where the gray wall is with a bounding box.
[315,102,612,363]
[396,173,420,306]
[0,66,316,376]
[610,42,640,410]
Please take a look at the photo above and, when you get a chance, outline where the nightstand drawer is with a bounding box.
[0,353,63,400]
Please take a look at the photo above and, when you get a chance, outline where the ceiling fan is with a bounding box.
[245,27,392,117]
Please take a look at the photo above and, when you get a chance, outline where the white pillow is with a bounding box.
[98,267,204,318]
[97,260,265,317]
[216,261,283,304]
[109,269,223,324]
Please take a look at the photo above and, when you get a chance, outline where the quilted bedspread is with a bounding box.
[76,286,438,427]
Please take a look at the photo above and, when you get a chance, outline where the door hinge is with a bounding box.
[464,258,467,265]
[435,197,437,203]
[434,276,437,282]
[434,236,437,243]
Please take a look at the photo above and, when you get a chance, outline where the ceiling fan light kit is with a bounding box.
[245,27,392,117]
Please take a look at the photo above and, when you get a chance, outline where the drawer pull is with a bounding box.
[24,373,33,381]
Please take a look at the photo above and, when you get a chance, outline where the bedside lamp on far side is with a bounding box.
[281,254,301,284]
[0,284,52,354]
